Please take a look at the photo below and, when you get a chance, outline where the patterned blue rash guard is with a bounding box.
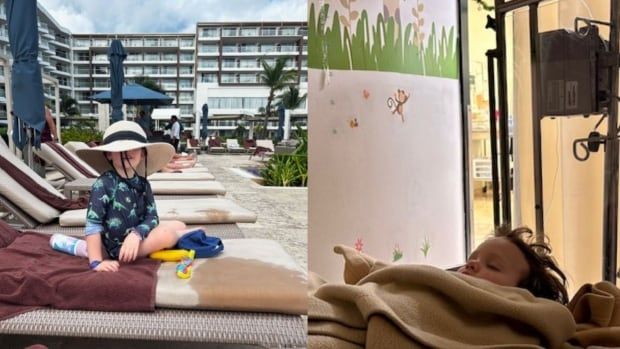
[84,170,158,259]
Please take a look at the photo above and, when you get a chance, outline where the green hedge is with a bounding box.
[260,127,308,187]
[61,126,103,144]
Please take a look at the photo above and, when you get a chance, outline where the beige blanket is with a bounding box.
[567,281,620,348]
[309,246,576,349]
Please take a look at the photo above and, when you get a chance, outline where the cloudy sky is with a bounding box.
[38,0,308,34]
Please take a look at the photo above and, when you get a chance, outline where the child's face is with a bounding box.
[457,237,530,287]
[106,148,143,178]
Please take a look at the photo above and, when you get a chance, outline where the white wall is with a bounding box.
[308,0,466,282]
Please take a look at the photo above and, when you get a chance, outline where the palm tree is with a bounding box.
[275,86,307,110]
[60,94,80,116]
[259,57,297,138]
[275,86,306,141]
[133,75,165,94]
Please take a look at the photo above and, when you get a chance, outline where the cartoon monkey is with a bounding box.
[386,89,410,122]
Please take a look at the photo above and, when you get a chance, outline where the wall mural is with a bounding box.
[308,0,465,282]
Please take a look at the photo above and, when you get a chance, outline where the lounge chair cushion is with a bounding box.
[58,198,258,226]
[148,172,214,181]
[34,143,99,180]
[0,167,61,223]
[156,239,306,315]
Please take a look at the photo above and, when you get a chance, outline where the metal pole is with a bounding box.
[486,49,501,227]
[529,4,545,243]
[494,8,512,226]
[602,0,620,283]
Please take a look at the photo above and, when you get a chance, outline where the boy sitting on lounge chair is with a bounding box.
[79,121,186,272]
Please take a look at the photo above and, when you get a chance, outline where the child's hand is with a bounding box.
[119,232,141,263]
[94,260,119,272]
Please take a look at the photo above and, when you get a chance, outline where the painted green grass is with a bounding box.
[308,3,458,79]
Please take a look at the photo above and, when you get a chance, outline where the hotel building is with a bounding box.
[0,2,307,138]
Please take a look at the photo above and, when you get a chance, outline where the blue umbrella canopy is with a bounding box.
[91,84,173,105]
[5,0,45,149]
[200,103,209,139]
[108,39,127,124]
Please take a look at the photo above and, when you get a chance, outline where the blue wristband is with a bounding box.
[89,260,101,270]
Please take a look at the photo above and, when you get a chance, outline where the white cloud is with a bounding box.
[38,0,308,34]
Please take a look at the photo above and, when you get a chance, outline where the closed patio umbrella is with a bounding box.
[5,0,45,149]
[201,103,209,139]
[108,39,127,123]
[276,105,285,142]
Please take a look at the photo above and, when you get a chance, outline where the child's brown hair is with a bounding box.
[497,225,568,305]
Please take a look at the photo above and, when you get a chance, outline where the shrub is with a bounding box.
[260,126,308,187]
[61,126,103,144]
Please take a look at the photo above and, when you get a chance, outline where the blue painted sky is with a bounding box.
[38,0,307,34]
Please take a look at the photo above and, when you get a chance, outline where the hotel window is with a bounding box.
[180,105,193,114]
[179,92,193,102]
[127,66,143,75]
[199,44,218,53]
[200,73,217,83]
[94,66,108,74]
[163,53,177,61]
[57,77,69,87]
[300,72,308,82]
[129,38,143,47]
[179,79,192,88]
[201,28,219,37]
[240,28,257,36]
[239,44,258,53]
[261,44,277,53]
[92,39,108,47]
[74,79,91,88]
[180,53,194,61]
[126,53,142,61]
[55,49,68,59]
[222,59,236,68]
[144,38,159,47]
[221,74,236,83]
[144,66,159,74]
[145,53,160,61]
[179,66,193,75]
[280,44,297,52]
[239,74,256,83]
[161,38,177,47]
[73,38,90,47]
[180,38,194,47]
[239,59,257,68]
[199,58,218,68]
[94,80,110,88]
[302,44,308,52]
[75,52,90,61]
[162,67,177,75]
[165,92,176,99]
[261,27,276,36]
[222,44,237,53]
[301,58,308,67]
[280,27,296,36]
[93,54,107,62]
[298,28,308,36]
[221,28,238,37]
[158,79,173,89]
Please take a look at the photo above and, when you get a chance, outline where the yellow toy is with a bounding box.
[149,249,195,262]
[176,256,193,279]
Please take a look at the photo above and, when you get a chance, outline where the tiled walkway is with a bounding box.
[198,154,308,270]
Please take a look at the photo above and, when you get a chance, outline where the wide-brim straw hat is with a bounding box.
[76,120,174,176]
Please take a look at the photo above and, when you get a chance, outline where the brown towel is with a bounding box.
[46,141,96,178]
[567,281,620,347]
[309,246,576,349]
[0,151,88,210]
[0,220,159,320]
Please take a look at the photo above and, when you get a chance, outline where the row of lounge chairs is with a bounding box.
[0,138,306,348]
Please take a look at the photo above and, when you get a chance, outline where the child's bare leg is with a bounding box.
[138,220,186,257]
